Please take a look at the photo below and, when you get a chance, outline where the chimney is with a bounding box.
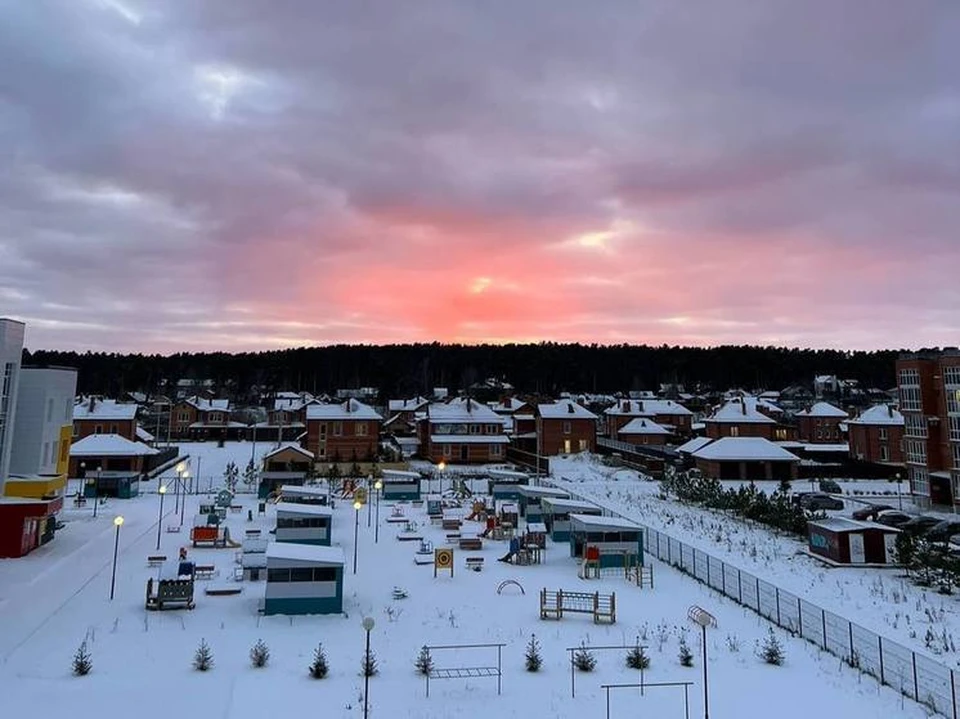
[741,398,747,415]
[639,400,644,412]
[888,404,894,418]
[567,402,575,414]
[622,400,628,412]
[89,396,97,412]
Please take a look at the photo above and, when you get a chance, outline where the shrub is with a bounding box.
[308,644,329,679]
[250,639,269,668]
[72,641,92,676]
[678,637,694,667]
[415,645,434,676]
[757,628,785,666]
[361,648,378,677]
[626,644,650,670]
[525,635,543,672]
[573,643,596,672]
[193,639,214,671]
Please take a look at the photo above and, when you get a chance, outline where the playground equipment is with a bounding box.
[540,588,616,624]
[496,579,525,595]
[497,535,541,565]
[414,539,434,565]
[190,523,240,548]
[434,547,454,578]
[465,500,489,522]
[392,586,409,599]
[145,576,195,610]
[397,520,423,542]
[423,643,505,698]
[386,505,408,523]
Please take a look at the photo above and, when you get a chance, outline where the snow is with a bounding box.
[604,399,693,417]
[0,441,941,719]
[536,400,598,420]
[305,399,383,421]
[568,513,642,530]
[706,399,777,424]
[69,433,159,456]
[266,541,344,565]
[263,443,313,459]
[676,436,713,454]
[430,435,510,444]
[276,503,333,517]
[690,437,799,461]
[849,405,905,426]
[796,402,848,418]
[73,399,138,420]
[618,417,671,435]
[428,398,505,424]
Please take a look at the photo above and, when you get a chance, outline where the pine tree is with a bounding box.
[223,461,239,493]
[243,460,258,491]
[525,635,543,672]
[250,639,269,668]
[361,648,379,677]
[72,640,93,676]
[758,628,785,666]
[626,644,650,670]
[308,644,329,679]
[415,645,434,676]
[678,637,694,667]
[193,638,214,671]
[573,643,596,672]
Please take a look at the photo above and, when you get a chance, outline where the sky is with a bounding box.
[2,0,958,354]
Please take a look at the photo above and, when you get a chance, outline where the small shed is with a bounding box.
[258,444,314,498]
[264,542,345,615]
[278,484,329,506]
[0,496,61,558]
[569,513,644,568]
[516,485,570,521]
[540,497,602,542]
[275,504,333,546]
[807,517,900,565]
[241,537,269,580]
[84,471,141,499]
[380,469,422,501]
[487,469,530,500]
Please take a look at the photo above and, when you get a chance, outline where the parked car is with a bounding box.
[797,493,844,511]
[818,479,842,494]
[874,510,912,528]
[923,520,960,543]
[851,504,894,521]
[899,515,944,536]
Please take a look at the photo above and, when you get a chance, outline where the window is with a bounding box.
[899,387,921,412]
[0,362,13,466]
[355,422,368,437]
[944,366,960,387]
[905,415,927,438]
[880,445,889,462]
[774,428,788,440]
[562,421,571,435]
[578,439,588,452]
[177,411,189,421]
[948,389,960,415]
[72,423,78,437]
[63,398,72,422]
[469,424,480,435]
[490,444,502,458]
[442,444,452,458]
[110,424,118,434]
[953,443,960,470]
[94,425,103,434]
[906,439,927,465]
[950,416,960,442]
[729,426,740,437]
[290,568,314,582]
[910,466,929,497]
[333,422,342,437]
[879,427,888,441]
[43,442,50,465]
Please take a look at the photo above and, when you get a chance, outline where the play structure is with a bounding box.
[386,505,408,523]
[465,500,491,522]
[190,520,240,548]
[380,469,422,500]
[496,579,525,595]
[414,539,434,564]
[145,561,196,610]
[569,513,644,570]
[434,547,454,578]
[539,588,617,624]
[516,485,569,521]
[263,542,345,616]
[540,497,602,542]
[397,520,423,542]
[487,469,529,500]
[497,535,543,566]
[277,484,329,506]
[422,643,505,698]
[275,503,333,546]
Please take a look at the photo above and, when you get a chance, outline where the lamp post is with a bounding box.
[156,485,167,550]
[362,616,376,719]
[374,479,383,544]
[438,460,446,497]
[79,461,86,503]
[688,606,717,719]
[180,471,190,527]
[367,475,373,528]
[353,499,362,574]
[110,516,124,600]
[93,465,102,518]
[895,472,903,511]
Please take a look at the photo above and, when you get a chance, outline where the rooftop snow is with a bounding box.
[796,402,848,418]
[691,437,799,462]
[569,513,643,531]
[305,399,383,421]
[428,398,505,424]
[266,541,344,565]
[537,399,598,420]
[677,436,713,454]
[618,417,671,435]
[69,434,159,456]
[604,399,693,416]
[263,443,314,460]
[706,399,777,424]
[848,404,904,426]
[73,399,138,421]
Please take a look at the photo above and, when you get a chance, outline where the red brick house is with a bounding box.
[304,399,383,462]
[73,398,139,441]
[418,398,508,464]
[535,399,597,455]
[795,402,848,444]
[617,417,671,446]
[490,396,537,438]
[604,399,693,438]
[170,396,239,439]
[689,437,799,481]
[847,404,904,466]
[387,396,430,423]
[704,398,784,440]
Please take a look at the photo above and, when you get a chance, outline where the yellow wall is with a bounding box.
[57,424,73,477]
[4,474,66,499]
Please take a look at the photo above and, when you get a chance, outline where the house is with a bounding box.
[569,513,644,569]
[535,399,597,456]
[847,405,904,466]
[261,393,317,442]
[170,396,243,440]
[383,397,428,458]
[689,437,799,481]
[418,398,508,464]
[69,434,159,497]
[258,443,315,498]
[617,417,671,446]
[264,542,344,615]
[73,397,139,441]
[490,397,537,439]
[304,399,383,463]
[807,518,900,565]
[275,504,333,546]
[604,399,693,438]
[386,396,430,422]
[540,497,602,543]
[703,397,788,441]
[795,402,848,444]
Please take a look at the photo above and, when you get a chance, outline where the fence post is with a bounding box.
[721,562,726,595]
[848,622,854,661]
[821,610,828,650]
[706,555,711,587]
[692,549,696,577]
[878,636,884,685]
[913,652,919,699]
[775,587,782,626]
[797,598,803,638]
[738,571,743,604]
[951,669,957,719]
[755,577,761,612]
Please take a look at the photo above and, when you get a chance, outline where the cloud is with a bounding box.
[1,0,958,353]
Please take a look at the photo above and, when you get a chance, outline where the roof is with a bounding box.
[266,541,344,565]
[387,396,430,412]
[618,417,671,435]
[428,397,505,424]
[537,400,598,420]
[691,437,799,462]
[381,469,421,480]
[848,405,904,426]
[489,397,529,413]
[181,396,231,412]
[73,399,138,421]
[264,443,315,460]
[706,399,777,424]
[676,436,713,454]
[135,426,154,442]
[305,399,383,421]
[540,497,602,512]
[808,517,900,533]
[275,503,333,517]
[604,399,693,417]
[70,434,159,456]
[279,484,327,497]
[517,485,569,498]
[796,402,848,419]
[569,513,643,531]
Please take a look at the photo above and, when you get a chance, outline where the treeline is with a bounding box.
[22,342,903,399]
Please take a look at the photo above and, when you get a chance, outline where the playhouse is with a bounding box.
[806,517,900,565]
[380,469,423,501]
[275,503,333,546]
[264,542,345,615]
[487,469,529,500]
[83,470,141,499]
[277,484,329,506]
[258,444,315,498]
[516,485,570,522]
[540,497,602,542]
[569,513,644,569]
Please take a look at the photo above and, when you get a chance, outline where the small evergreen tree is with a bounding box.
[308,643,329,679]
[626,644,650,670]
[573,643,596,672]
[525,635,543,672]
[250,639,269,668]
[415,645,434,676]
[223,461,239,493]
[361,648,379,677]
[758,628,785,666]
[193,639,214,671]
[678,637,694,667]
[72,640,92,676]
[242,460,258,491]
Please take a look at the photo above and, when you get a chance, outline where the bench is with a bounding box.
[193,565,217,580]
[459,537,482,551]
[465,557,484,572]
[442,518,462,531]
[445,533,461,544]
[244,529,261,537]
[205,586,242,596]
[147,555,167,567]
[230,505,243,513]
[166,525,181,534]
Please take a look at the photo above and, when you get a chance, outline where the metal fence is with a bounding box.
[555,480,959,718]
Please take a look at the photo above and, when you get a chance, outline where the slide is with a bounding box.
[497,551,516,563]
[222,527,241,548]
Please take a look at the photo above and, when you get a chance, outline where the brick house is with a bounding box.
[795,402,848,444]
[847,404,904,466]
[73,398,139,441]
[490,397,537,438]
[386,396,430,423]
[535,399,597,455]
[617,417,671,446]
[170,396,237,439]
[689,437,799,481]
[418,398,508,464]
[304,399,383,462]
[703,398,786,440]
[603,399,693,438]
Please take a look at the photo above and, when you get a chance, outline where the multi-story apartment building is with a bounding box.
[898,351,960,505]
[0,318,25,497]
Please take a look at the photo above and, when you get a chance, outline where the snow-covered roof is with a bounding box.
[273,396,317,412]
[537,399,598,420]
[569,513,643,531]
[388,396,430,413]
[266,541,344,565]
[847,405,904,426]
[135,426,154,442]
[796,402,848,419]
[279,484,327,497]
[275,503,333,517]
[677,436,713,454]
[706,399,777,424]
[428,398,505,424]
[73,399,138,421]
[605,399,693,417]
[189,421,247,428]
[430,434,510,444]
[618,418,671,435]
[489,397,529,413]
[691,437,799,462]
[808,517,900,533]
[264,443,314,460]
[516,485,569,499]
[540,497,602,512]
[70,434,159,457]
[381,469,421,481]
[181,396,231,412]
[305,399,383,421]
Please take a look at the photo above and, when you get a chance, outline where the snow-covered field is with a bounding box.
[0,443,939,717]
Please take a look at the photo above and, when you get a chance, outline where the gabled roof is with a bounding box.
[796,402,848,419]
[73,399,138,421]
[677,436,713,454]
[273,395,318,412]
[848,404,904,426]
[537,399,598,420]
[70,434,159,457]
[180,396,231,412]
[136,426,154,442]
[427,397,504,424]
[305,399,383,421]
[706,399,777,424]
[388,396,430,413]
[604,399,693,417]
[691,437,798,462]
[618,417,671,435]
[264,443,315,460]
[489,397,530,413]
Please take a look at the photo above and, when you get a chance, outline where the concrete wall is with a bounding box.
[0,319,25,494]
[9,368,77,477]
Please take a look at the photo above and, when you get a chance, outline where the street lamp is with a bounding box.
[174,463,185,513]
[93,465,102,518]
[110,516,124,600]
[180,471,190,527]
[374,479,383,544]
[353,499,362,574]
[156,485,167,551]
[362,616,376,719]
[895,472,903,511]
[367,475,373,528]
[688,606,717,719]
[438,460,446,496]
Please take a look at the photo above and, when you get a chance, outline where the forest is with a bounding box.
[22,342,906,400]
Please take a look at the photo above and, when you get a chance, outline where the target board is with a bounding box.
[434,547,454,578]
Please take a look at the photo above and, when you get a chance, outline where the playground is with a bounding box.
[0,441,935,719]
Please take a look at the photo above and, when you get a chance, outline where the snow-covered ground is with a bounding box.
[0,443,940,718]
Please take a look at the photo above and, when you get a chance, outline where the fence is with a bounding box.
[554,479,959,719]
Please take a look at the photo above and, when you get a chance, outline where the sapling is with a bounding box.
[626,644,650,670]
[361,648,379,677]
[525,635,543,672]
[193,639,214,671]
[308,643,329,679]
[678,636,694,667]
[250,639,269,668]
[415,645,434,676]
[72,641,93,676]
[573,643,596,672]
[757,628,785,666]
